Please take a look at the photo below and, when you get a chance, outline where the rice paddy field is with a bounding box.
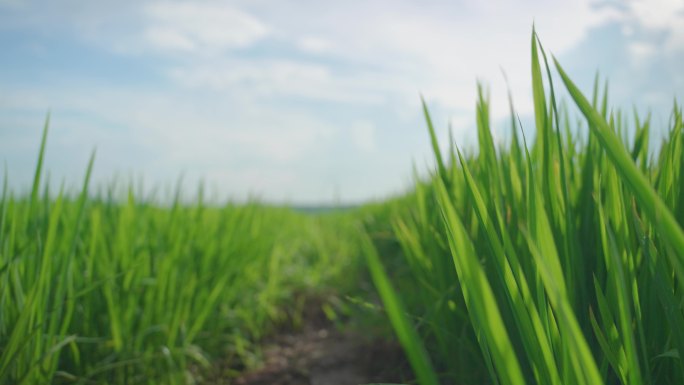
[2,33,684,385]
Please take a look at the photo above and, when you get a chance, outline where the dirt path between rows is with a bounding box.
[202,297,415,385]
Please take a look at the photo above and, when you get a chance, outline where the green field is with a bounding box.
[2,32,684,384]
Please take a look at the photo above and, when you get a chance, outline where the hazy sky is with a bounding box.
[1,0,682,204]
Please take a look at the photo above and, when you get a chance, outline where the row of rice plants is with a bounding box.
[0,125,362,384]
[366,31,684,385]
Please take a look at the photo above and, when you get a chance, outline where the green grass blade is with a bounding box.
[362,231,440,385]
[457,148,561,385]
[435,180,526,385]
[29,113,50,217]
[554,58,684,280]
[422,97,450,188]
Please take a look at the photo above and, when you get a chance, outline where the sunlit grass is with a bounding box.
[365,30,684,385]
[0,127,365,384]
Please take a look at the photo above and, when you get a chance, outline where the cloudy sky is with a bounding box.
[1,0,682,204]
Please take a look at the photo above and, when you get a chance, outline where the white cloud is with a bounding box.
[169,60,330,92]
[629,41,657,59]
[627,0,683,29]
[1,1,623,116]
[142,2,270,54]
[297,36,333,54]
[148,0,623,124]
[167,60,390,104]
[366,1,614,117]
[144,26,196,51]
[350,121,376,152]
[607,0,684,55]
[212,0,620,124]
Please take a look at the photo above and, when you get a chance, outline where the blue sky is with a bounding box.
[1,0,682,204]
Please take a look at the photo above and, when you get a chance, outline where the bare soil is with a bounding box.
[202,296,414,385]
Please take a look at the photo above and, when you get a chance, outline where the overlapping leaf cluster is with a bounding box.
[0,129,362,384]
[367,31,684,385]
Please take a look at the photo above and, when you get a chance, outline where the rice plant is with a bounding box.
[0,123,364,384]
[365,30,684,385]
